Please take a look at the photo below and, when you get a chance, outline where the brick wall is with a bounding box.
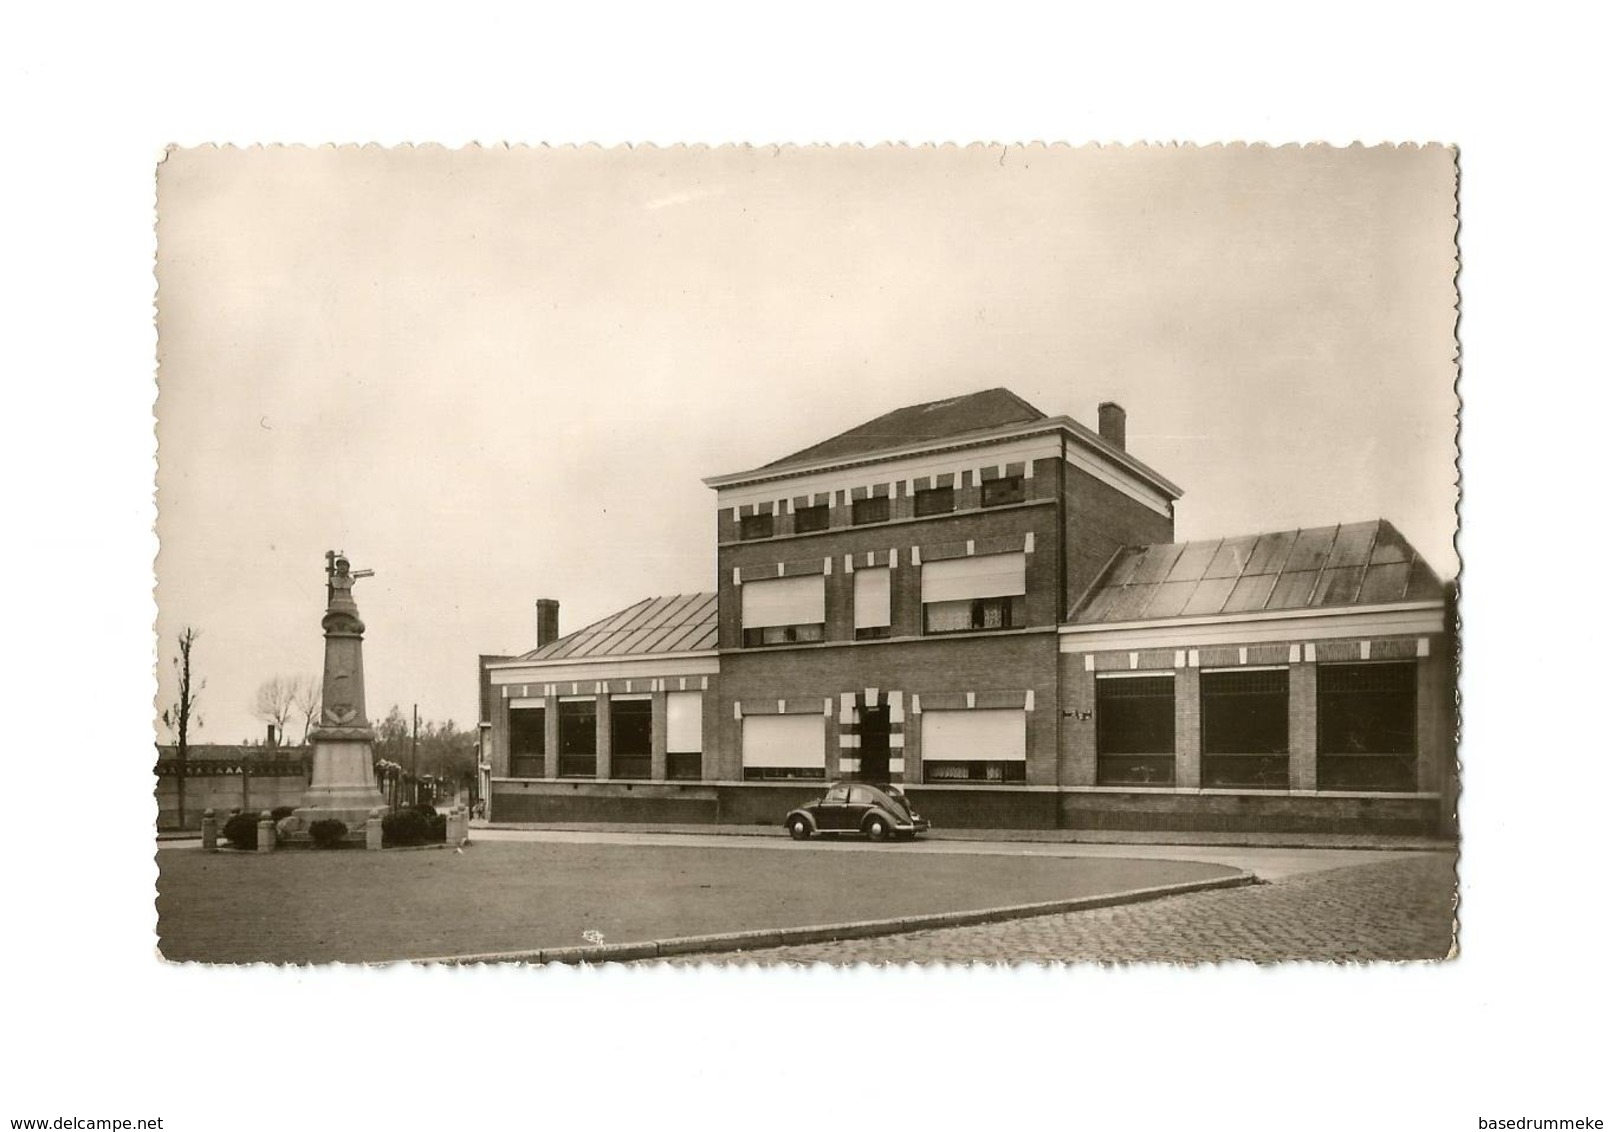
[1060,633,1449,799]
[1062,461,1175,613]
[718,498,1062,649]
[719,632,1060,783]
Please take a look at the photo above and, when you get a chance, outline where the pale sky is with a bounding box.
[155,143,1457,744]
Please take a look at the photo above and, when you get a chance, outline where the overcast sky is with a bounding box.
[154,143,1457,744]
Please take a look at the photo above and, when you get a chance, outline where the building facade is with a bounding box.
[479,389,1455,835]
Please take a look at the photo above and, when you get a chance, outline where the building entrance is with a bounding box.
[857,705,891,783]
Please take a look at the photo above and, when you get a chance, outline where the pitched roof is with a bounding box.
[1070,520,1445,625]
[761,387,1047,471]
[517,594,718,662]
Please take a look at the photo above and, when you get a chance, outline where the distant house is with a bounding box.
[478,388,1455,835]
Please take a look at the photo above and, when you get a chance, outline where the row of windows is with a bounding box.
[509,699,702,780]
[739,595,1029,647]
[737,477,1027,540]
[739,554,1029,648]
[1094,664,1419,791]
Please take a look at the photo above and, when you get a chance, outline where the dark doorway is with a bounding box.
[857,704,891,782]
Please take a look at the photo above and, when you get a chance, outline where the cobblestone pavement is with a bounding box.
[661,853,1458,965]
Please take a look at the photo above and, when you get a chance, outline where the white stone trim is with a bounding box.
[490,653,724,686]
[1059,602,1445,652]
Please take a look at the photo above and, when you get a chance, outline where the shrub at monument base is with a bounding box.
[308,819,349,849]
[221,812,259,850]
[270,805,297,822]
[382,809,445,848]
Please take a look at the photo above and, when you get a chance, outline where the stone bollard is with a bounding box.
[447,805,467,846]
[366,808,383,851]
[201,809,217,850]
[256,810,275,853]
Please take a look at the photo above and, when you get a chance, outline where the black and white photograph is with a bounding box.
[8,8,1608,1131]
[152,143,1458,965]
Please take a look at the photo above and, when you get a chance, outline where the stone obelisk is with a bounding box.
[295,551,387,828]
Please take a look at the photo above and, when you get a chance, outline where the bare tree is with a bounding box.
[252,675,297,745]
[292,675,322,744]
[160,627,205,829]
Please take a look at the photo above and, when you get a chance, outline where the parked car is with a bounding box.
[784,782,931,842]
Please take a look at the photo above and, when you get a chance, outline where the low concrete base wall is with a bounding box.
[1060,791,1443,836]
[488,780,1444,836]
[492,781,722,824]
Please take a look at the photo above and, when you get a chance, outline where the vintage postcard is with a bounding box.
[154,143,1459,965]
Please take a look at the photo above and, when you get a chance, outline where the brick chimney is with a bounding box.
[535,599,560,649]
[1097,402,1127,451]
[265,723,278,749]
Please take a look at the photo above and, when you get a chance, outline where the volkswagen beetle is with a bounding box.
[784,782,930,841]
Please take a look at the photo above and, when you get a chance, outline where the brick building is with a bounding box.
[479,388,1455,835]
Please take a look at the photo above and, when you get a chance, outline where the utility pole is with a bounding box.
[411,702,419,803]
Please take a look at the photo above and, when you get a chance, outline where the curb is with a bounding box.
[417,869,1256,966]
[471,822,1454,853]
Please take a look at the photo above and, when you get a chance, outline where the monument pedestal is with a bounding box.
[294,728,386,829]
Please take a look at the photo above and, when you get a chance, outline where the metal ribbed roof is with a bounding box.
[1071,520,1445,624]
[518,593,718,661]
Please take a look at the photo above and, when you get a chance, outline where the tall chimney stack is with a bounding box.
[535,599,560,649]
[1097,402,1127,451]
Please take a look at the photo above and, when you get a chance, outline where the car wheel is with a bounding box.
[865,816,889,842]
[788,816,811,841]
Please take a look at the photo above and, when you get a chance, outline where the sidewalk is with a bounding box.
[471,819,1454,852]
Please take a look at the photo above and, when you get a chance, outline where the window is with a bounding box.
[739,512,774,540]
[557,699,597,777]
[609,697,651,779]
[924,596,1025,633]
[792,504,830,534]
[852,496,890,525]
[921,708,1026,784]
[922,553,1027,634]
[853,567,892,640]
[923,761,1027,783]
[981,475,1025,507]
[1317,663,1418,791]
[666,691,703,780]
[1096,675,1175,785]
[742,714,825,781]
[740,574,826,648]
[1201,669,1289,788]
[509,705,546,778]
[914,486,955,516]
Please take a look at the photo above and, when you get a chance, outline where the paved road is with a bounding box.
[464,826,1432,881]
[658,853,1458,964]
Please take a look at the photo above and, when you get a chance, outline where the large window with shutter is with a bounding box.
[1096,674,1175,785]
[1317,663,1418,791]
[509,703,545,778]
[922,553,1026,634]
[666,691,703,780]
[920,709,1027,783]
[853,568,892,640]
[741,574,826,647]
[1201,669,1289,788]
[608,696,651,779]
[741,715,826,780]
[558,698,597,778]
